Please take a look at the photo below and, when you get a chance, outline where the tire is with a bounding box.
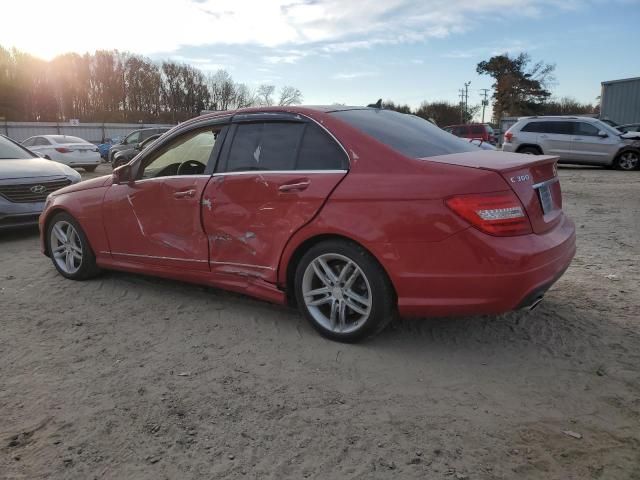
[518,146,541,155]
[47,212,101,280]
[294,239,395,342]
[614,150,639,171]
[84,166,97,172]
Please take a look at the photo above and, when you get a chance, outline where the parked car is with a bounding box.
[444,123,497,144]
[0,134,80,229]
[97,136,123,160]
[108,128,170,163]
[502,116,640,170]
[39,106,575,342]
[21,135,101,172]
[618,123,640,133]
[111,134,162,168]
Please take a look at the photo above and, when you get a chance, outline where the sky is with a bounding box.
[2,0,639,115]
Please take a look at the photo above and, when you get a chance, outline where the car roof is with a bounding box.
[196,105,368,121]
[518,116,598,121]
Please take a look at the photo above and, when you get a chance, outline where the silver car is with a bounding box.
[0,135,81,230]
[502,116,640,170]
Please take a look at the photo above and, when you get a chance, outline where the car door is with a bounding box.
[202,115,349,283]
[571,121,618,164]
[102,124,228,271]
[538,121,573,160]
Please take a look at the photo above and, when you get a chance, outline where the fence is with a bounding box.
[1,121,176,144]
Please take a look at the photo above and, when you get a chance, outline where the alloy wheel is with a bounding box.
[50,220,83,275]
[302,253,372,334]
[617,151,639,171]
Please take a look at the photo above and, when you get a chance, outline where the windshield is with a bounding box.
[330,109,478,158]
[50,135,89,144]
[0,135,36,160]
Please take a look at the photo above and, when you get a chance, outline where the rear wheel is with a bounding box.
[84,166,97,172]
[518,146,541,155]
[295,240,395,342]
[47,212,100,280]
[614,151,639,171]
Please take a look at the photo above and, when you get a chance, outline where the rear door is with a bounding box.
[538,121,573,160]
[202,114,348,283]
[571,121,618,164]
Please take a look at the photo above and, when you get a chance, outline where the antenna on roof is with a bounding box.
[367,98,382,109]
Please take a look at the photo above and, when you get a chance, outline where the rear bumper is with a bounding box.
[369,214,576,318]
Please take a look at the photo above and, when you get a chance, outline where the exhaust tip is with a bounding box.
[528,296,544,311]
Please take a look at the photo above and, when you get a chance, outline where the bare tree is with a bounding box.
[256,84,275,106]
[278,86,303,106]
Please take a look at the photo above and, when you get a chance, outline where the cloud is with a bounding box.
[0,0,595,60]
[332,72,378,80]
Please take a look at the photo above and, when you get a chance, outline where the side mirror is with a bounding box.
[112,164,133,185]
[598,130,608,138]
[134,142,143,151]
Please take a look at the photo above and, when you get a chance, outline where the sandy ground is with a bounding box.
[1,165,639,480]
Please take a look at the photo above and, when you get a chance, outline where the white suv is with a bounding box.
[502,116,640,171]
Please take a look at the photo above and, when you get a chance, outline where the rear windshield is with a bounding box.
[50,135,88,144]
[330,109,477,158]
[0,135,35,160]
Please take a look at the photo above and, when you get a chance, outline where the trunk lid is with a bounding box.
[425,150,562,234]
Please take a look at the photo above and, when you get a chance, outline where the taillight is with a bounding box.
[504,131,513,143]
[445,191,532,236]
[55,147,72,153]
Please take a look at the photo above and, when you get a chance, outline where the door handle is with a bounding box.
[173,189,196,198]
[279,180,310,192]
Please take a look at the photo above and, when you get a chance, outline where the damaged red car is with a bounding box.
[39,106,576,342]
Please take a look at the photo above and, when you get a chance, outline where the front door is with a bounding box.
[571,121,618,164]
[202,118,349,283]
[103,125,226,271]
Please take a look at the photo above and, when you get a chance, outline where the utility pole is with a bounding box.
[480,88,490,124]
[458,89,466,123]
[462,81,471,123]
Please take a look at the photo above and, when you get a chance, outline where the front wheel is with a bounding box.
[294,240,395,342]
[47,212,100,280]
[614,151,639,171]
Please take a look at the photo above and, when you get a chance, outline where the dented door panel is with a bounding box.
[103,176,211,271]
[202,172,346,282]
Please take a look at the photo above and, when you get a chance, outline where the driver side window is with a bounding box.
[140,128,220,179]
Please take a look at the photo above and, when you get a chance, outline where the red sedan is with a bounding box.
[39,106,575,342]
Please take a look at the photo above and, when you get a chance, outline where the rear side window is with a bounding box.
[297,123,347,170]
[470,125,484,134]
[331,109,477,158]
[35,137,51,146]
[521,122,543,133]
[227,122,304,172]
[541,121,573,135]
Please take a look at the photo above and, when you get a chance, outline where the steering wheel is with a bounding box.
[177,160,206,175]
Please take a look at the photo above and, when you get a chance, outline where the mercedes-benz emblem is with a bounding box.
[30,185,47,194]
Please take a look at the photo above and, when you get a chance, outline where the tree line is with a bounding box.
[0,45,303,123]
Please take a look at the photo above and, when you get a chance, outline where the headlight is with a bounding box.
[67,171,82,184]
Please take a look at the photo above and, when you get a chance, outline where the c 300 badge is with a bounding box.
[510,174,531,183]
